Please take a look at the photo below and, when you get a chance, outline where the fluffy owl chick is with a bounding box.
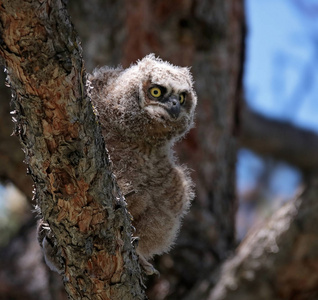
[89,54,197,274]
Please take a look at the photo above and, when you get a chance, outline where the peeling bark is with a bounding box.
[0,1,145,299]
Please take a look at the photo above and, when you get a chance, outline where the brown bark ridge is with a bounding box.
[209,175,318,300]
[0,1,145,299]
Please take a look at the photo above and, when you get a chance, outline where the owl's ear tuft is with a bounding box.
[138,53,160,64]
[136,53,157,72]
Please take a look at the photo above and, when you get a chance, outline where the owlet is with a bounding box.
[89,54,197,274]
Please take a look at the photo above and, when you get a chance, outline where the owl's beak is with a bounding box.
[166,96,180,119]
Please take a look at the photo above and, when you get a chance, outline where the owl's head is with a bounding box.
[90,54,197,145]
[138,54,196,126]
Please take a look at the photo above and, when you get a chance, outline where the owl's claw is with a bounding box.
[138,254,160,276]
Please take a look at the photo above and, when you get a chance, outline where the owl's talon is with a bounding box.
[138,253,160,276]
[143,264,160,276]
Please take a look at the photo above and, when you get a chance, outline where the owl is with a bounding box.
[89,54,197,274]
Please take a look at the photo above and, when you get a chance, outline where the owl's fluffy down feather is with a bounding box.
[89,54,197,271]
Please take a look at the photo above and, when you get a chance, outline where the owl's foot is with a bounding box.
[37,220,65,274]
[138,254,160,276]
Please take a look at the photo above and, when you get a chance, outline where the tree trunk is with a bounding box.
[0,1,145,299]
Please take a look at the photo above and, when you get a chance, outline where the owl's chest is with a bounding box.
[113,150,171,193]
[108,146,180,217]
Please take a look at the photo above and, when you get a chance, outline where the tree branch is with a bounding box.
[209,175,318,300]
[0,1,145,299]
[240,106,318,171]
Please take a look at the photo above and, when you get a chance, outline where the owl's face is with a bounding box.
[136,55,197,142]
[141,78,194,123]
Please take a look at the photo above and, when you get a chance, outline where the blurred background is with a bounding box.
[0,0,318,299]
[237,0,318,239]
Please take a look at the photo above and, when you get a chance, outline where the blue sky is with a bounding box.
[237,0,318,203]
[244,0,318,131]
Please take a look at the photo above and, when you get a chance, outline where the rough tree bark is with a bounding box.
[0,1,145,299]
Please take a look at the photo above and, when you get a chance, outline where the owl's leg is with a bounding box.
[132,235,159,275]
[37,220,65,274]
[138,253,160,276]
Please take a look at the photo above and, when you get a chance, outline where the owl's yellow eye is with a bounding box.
[179,93,186,105]
[150,87,162,98]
